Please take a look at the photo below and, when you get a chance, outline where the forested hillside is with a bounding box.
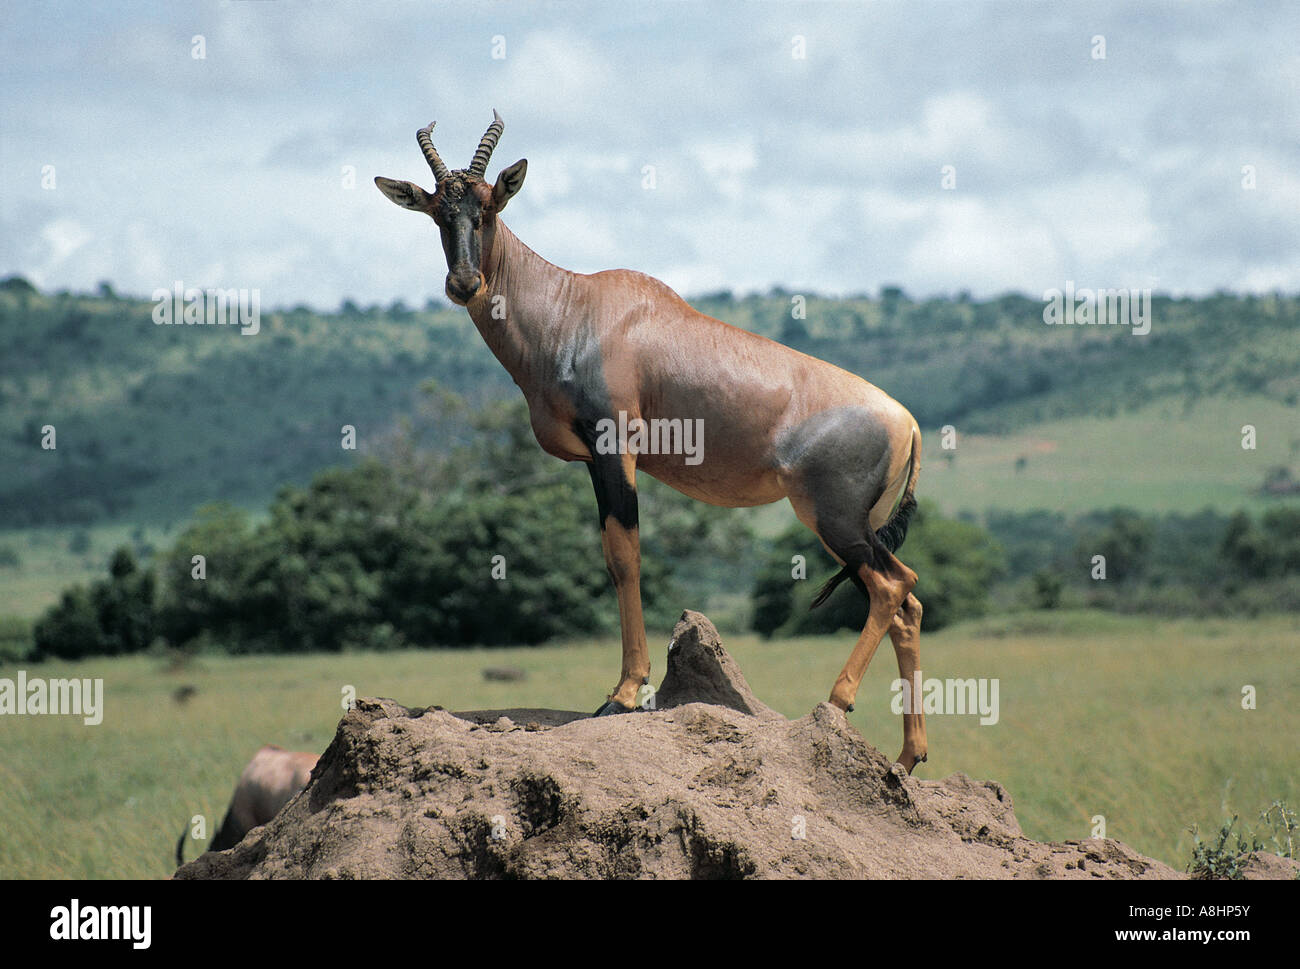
[3,278,1296,528]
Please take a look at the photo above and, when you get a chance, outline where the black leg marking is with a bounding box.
[576,418,638,531]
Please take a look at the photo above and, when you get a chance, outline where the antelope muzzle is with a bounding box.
[445,267,484,304]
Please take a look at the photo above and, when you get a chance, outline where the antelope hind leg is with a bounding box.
[828,556,916,713]
[889,593,927,772]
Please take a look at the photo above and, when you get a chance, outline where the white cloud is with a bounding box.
[905,197,1062,293]
[38,219,93,265]
[1025,175,1160,267]
[1,1,1296,305]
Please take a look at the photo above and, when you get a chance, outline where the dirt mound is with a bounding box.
[173,611,1281,879]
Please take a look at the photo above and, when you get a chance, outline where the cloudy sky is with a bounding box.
[2,0,1296,309]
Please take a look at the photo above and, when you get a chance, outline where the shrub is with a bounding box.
[32,547,156,659]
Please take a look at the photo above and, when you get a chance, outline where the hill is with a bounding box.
[2,282,1297,529]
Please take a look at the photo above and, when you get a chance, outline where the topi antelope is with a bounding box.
[175,745,318,866]
[375,112,928,771]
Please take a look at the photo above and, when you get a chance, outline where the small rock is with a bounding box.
[482,667,527,682]
[655,611,780,718]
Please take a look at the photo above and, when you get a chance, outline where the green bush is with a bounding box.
[32,547,156,659]
[153,395,728,652]
[1221,507,1300,579]
[156,502,260,651]
[1187,815,1262,880]
[1031,570,1063,609]
[0,615,33,664]
[383,477,616,647]
[1076,509,1152,583]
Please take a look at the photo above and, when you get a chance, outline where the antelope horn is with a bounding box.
[416,121,450,182]
[467,109,504,179]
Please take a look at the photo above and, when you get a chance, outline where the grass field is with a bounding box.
[0,522,175,621]
[923,395,1300,516]
[1,609,1295,879]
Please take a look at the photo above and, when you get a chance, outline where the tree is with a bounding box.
[779,314,810,347]
[33,547,156,659]
[153,394,727,651]
[1080,509,1152,583]
[156,503,258,650]
[1032,570,1063,609]
[1219,508,1300,579]
[0,275,38,295]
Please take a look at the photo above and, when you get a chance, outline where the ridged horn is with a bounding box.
[416,122,450,182]
[467,109,504,179]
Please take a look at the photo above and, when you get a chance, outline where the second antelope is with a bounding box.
[176,745,318,865]
[375,112,928,771]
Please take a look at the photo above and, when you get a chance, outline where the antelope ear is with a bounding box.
[374,177,432,212]
[493,159,527,211]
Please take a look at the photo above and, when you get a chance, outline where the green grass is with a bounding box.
[924,395,1300,516]
[1,610,1295,878]
[0,523,177,620]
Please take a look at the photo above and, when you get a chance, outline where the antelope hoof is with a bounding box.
[897,750,928,774]
[593,698,636,717]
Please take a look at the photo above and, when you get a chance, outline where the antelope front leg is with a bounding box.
[889,593,927,772]
[587,451,649,715]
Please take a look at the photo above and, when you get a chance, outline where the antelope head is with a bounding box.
[375,110,528,305]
